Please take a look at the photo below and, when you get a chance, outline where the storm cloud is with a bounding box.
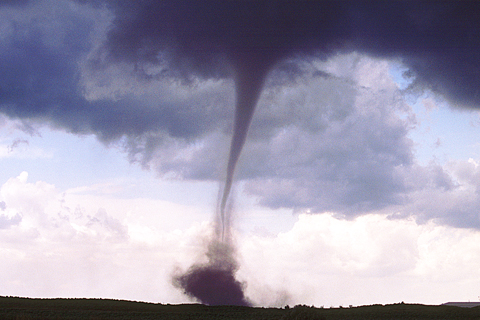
[3,1,480,138]
[97,1,480,108]
[1,0,480,229]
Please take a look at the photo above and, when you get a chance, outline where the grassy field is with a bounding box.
[1,296,480,319]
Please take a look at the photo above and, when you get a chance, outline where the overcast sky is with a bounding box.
[2,0,480,307]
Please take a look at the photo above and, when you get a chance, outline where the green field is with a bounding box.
[1,296,480,319]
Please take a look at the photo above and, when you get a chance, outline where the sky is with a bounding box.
[2,0,480,307]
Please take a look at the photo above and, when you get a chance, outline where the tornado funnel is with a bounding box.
[219,54,272,241]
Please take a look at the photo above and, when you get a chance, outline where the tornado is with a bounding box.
[175,55,273,306]
[219,55,272,241]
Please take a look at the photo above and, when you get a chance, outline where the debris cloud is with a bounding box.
[174,239,251,306]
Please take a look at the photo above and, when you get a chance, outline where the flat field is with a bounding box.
[1,296,480,319]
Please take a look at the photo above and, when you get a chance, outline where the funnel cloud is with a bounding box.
[219,58,272,240]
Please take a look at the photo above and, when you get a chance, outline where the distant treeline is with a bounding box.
[1,296,480,319]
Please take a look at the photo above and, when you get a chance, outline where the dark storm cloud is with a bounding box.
[97,1,349,80]
[0,0,226,147]
[0,0,30,7]
[99,0,480,109]
[348,1,480,109]
[2,0,479,157]
[2,0,480,229]
[2,1,480,144]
